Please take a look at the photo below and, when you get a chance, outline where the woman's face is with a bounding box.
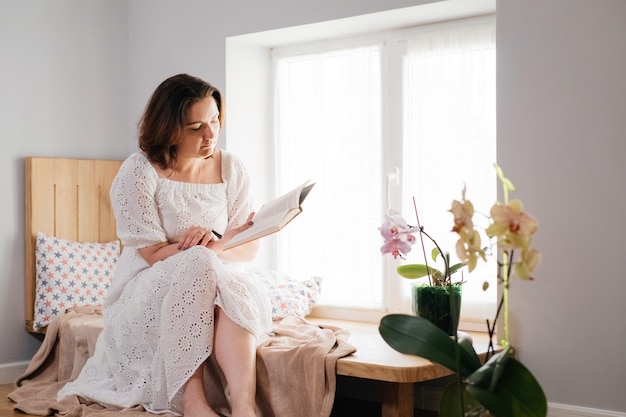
[177,96,220,159]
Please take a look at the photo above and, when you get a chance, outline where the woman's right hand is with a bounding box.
[177,225,220,251]
[138,224,221,266]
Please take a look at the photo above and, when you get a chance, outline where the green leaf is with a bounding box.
[397,264,442,279]
[397,263,464,280]
[458,336,482,371]
[440,382,484,417]
[431,247,441,261]
[439,380,463,417]
[466,353,547,417]
[379,314,480,377]
[448,262,465,276]
[466,346,512,390]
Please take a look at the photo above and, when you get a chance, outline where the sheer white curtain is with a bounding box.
[272,18,496,325]
[402,22,497,324]
[273,44,385,312]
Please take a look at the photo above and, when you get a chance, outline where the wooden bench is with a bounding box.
[309,317,493,417]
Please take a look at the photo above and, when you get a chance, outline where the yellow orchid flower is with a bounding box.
[514,247,542,280]
[455,229,485,273]
[449,188,487,273]
[450,198,475,235]
[486,199,538,250]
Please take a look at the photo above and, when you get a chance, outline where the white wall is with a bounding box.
[1,0,625,414]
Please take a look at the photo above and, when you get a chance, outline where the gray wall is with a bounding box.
[0,0,133,365]
[1,0,625,413]
[498,0,626,411]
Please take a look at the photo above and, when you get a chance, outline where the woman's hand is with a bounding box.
[210,213,259,261]
[180,212,255,252]
[139,213,258,266]
[139,224,218,266]
[177,225,220,251]
[219,212,255,243]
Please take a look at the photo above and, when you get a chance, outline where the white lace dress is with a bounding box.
[57,151,273,415]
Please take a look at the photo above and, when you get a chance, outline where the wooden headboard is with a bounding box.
[24,157,123,333]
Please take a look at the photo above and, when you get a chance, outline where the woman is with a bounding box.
[58,74,272,417]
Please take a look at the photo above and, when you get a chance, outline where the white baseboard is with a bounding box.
[0,361,29,385]
[549,402,626,417]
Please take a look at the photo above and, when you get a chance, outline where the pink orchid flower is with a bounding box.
[379,211,416,259]
[380,238,413,259]
[379,211,412,239]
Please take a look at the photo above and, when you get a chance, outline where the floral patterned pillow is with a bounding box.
[253,270,322,320]
[33,232,120,331]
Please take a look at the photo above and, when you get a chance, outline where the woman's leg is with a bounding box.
[183,365,221,417]
[214,307,257,417]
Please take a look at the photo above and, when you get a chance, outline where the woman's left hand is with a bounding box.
[208,213,259,260]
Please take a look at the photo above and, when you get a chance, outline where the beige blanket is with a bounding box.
[8,307,356,417]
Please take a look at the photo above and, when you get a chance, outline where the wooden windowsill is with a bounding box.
[309,316,494,383]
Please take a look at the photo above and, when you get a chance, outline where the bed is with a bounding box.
[23,157,122,334]
[12,156,355,417]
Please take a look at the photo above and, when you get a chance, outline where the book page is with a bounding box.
[253,180,309,219]
[223,180,314,250]
[247,209,296,236]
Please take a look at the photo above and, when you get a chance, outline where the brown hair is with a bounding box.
[138,74,224,169]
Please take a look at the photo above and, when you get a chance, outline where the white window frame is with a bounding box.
[225,1,496,329]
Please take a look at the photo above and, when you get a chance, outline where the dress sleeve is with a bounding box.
[222,151,255,232]
[110,153,168,248]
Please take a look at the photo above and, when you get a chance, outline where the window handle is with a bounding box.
[386,167,399,212]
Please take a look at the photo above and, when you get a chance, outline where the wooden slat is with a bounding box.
[54,159,79,239]
[24,157,122,333]
[77,160,98,241]
[95,161,121,243]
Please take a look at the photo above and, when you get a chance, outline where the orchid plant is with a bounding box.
[378,165,546,417]
[453,164,541,349]
[379,206,467,287]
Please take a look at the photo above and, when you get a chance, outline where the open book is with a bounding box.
[223,180,315,250]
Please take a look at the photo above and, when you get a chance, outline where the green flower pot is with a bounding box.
[411,283,462,336]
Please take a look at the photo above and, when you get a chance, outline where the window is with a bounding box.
[271,16,496,327]
[273,44,384,316]
[402,21,497,324]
